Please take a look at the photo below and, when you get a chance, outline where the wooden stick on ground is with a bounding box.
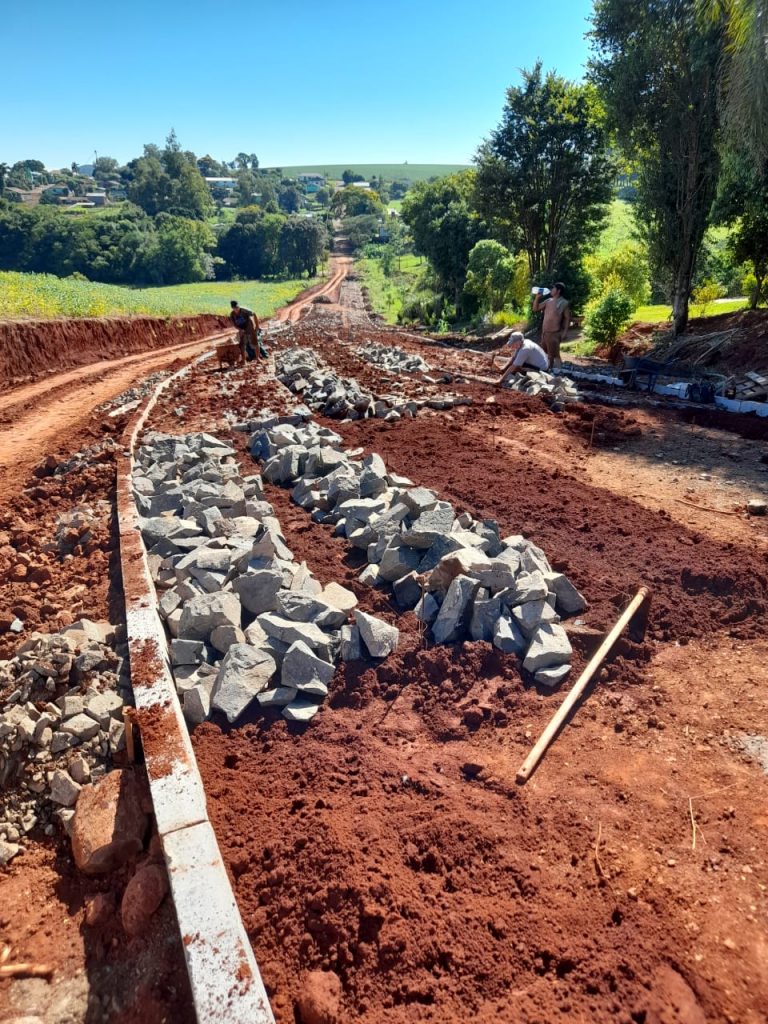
[516,586,651,784]
[674,498,741,517]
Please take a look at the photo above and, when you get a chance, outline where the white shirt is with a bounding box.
[510,338,549,371]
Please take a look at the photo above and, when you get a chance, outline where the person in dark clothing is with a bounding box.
[229,300,261,360]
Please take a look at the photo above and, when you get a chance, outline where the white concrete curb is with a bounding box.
[116,349,275,1024]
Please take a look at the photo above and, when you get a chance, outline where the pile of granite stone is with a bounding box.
[0,620,127,866]
[275,347,471,421]
[134,430,399,729]
[356,341,430,374]
[503,369,581,404]
[252,419,586,685]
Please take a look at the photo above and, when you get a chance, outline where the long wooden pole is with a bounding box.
[516,586,650,784]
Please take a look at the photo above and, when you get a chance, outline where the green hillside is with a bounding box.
[265,164,470,182]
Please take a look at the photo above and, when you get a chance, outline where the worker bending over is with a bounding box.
[489,331,549,387]
[230,300,261,361]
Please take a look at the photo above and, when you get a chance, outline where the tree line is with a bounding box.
[395,0,767,336]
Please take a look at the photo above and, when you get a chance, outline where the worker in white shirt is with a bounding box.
[488,331,550,387]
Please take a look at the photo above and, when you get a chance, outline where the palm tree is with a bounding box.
[698,0,768,164]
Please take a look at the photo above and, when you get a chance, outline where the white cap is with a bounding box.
[508,331,525,345]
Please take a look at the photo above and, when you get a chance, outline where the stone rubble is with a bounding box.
[133,430,400,729]
[0,621,128,861]
[248,416,587,683]
[502,368,581,405]
[275,346,471,422]
[356,341,431,375]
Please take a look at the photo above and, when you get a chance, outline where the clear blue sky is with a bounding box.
[3,0,593,169]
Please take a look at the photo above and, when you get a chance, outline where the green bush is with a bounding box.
[585,241,650,307]
[584,287,634,346]
[691,277,725,316]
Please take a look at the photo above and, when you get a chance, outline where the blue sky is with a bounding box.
[4,0,593,169]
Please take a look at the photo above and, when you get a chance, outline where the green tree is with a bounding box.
[342,169,364,184]
[714,150,768,307]
[475,65,613,287]
[697,0,768,166]
[0,163,8,197]
[465,239,517,312]
[141,214,215,285]
[590,1,726,333]
[341,215,380,251]
[332,186,382,217]
[585,241,650,308]
[584,287,635,346]
[278,184,302,213]
[401,171,485,308]
[93,156,119,181]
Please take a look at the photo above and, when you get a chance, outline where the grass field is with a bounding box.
[596,198,637,255]
[267,164,469,183]
[357,253,425,323]
[633,299,748,323]
[0,271,321,320]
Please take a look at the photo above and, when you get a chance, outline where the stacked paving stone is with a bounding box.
[134,430,399,729]
[251,419,586,685]
[275,346,471,422]
[0,621,127,866]
[503,369,581,404]
[356,341,430,374]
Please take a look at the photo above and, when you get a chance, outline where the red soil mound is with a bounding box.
[0,313,227,389]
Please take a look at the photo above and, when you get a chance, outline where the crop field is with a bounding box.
[267,163,470,182]
[0,271,321,320]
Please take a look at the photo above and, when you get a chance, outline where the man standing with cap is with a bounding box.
[488,331,550,387]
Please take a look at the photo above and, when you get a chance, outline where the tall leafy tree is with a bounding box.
[698,0,768,166]
[713,149,768,306]
[401,171,485,307]
[590,1,726,333]
[474,64,613,287]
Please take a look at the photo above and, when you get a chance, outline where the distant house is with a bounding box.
[85,191,108,207]
[43,183,70,197]
[298,173,325,185]
[204,177,238,191]
[5,186,44,206]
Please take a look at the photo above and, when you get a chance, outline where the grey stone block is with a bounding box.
[469,559,519,594]
[275,592,346,629]
[209,624,246,654]
[49,769,81,807]
[493,611,526,654]
[393,571,423,609]
[340,624,362,661]
[281,640,336,690]
[256,686,298,708]
[544,572,588,616]
[414,592,440,625]
[179,592,241,641]
[320,582,358,613]
[534,663,572,688]
[358,563,381,586]
[356,611,399,658]
[233,569,283,615]
[511,599,559,637]
[211,644,277,722]
[522,624,573,673]
[379,541,422,582]
[402,487,439,515]
[183,684,211,727]
[508,570,549,605]
[469,594,502,642]
[257,614,333,653]
[432,575,480,644]
[282,700,321,723]
[401,503,456,549]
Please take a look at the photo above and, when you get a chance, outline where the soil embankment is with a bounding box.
[0,314,228,389]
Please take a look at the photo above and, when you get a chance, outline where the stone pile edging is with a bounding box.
[116,352,275,1024]
[356,341,431,374]
[275,346,472,421]
[134,426,398,726]
[251,419,588,684]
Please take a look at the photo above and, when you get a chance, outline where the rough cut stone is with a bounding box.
[257,614,332,653]
[511,598,558,637]
[356,611,399,658]
[469,595,502,642]
[534,663,572,688]
[183,684,211,726]
[281,640,336,690]
[256,686,298,707]
[429,549,490,593]
[283,700,321,722]
[178,592,241,641]
[401,503,456,548]
[320,582,358,614]
[211,644,277,723]
[522,623,573,673]
[340,624,362,661]
[60,713,100,741]
[209,624,246,654]
[71,769,149,874]
[379,542,422,582]
[392,571,423,609]
[493,611,527,654]
[50,769,81,807]
[414,592,440,625]
[544,572,588,616]
[233,569,283,615]
[432,575,480,644]
[171,639,204,667]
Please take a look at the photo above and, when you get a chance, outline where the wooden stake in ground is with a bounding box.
[516,586,651,784]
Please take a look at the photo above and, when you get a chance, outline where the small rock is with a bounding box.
[0,839,21,866]
[84,891,115,928]
[355,611,399,658]
[297,969,342,1024]
[70,769,149,874]
[121,862,169,937]
[747,498,767,516]
[283,700,321,723]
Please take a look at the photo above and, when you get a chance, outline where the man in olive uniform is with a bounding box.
[532,282,570,369]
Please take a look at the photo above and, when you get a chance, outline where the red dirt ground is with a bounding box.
[2,267,768,1023]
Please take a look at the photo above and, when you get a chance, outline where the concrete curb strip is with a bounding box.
[117,349,275,1023]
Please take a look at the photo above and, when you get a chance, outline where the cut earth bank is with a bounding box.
[137,290,768,1024]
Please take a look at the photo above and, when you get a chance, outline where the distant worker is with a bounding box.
[532,282,570,369]
[229,300,262,361]
[489,331,549,387]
